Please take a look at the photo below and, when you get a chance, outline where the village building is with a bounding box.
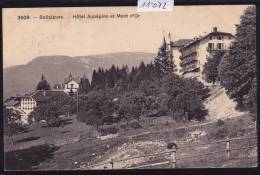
[4,90,68,123]
[178,27,235,80]
[53,73,80,94]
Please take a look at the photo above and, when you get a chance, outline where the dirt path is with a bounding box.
[204,85,247,121]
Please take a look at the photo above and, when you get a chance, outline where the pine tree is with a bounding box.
[36,74,51,90]
[79,74,91,94]
[154,37,176,75]
[133,61,146,83]
[107,65,117,88]
[91,70,98,89]
[218,6,256,108]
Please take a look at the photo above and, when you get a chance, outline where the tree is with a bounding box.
[218,6,256,109]
[91,70,98,89]
[118,91,146,123]
[30,93,72,127]
[77,90,112,129]
[161,74,208,121]
[4,107,26,146]
[203,50,226,85]
[107,65,117,88]
[78,74,91,94]
[154,37,176,75]
[132,61,146,84]
[36,74,51,90]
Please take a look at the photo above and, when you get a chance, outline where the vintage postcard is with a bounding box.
[3,5,257,170]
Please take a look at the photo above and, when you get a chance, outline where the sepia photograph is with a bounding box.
[2,5,257,170]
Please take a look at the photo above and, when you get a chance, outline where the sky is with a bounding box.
[3,5,250,68]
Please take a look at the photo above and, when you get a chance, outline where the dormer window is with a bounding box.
[218,36,222,40]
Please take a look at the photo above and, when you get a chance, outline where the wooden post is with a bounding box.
[167,142,177,168]
[226,137,230,159]
[110,159,114,169]
[172,147,177,168]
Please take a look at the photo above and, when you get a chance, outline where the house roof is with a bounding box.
[180,31,234,51]
[18,90,68,102]
[170,39,193,47]
[31,90,68,102]
[4,99,20,106]
[64,77,80,84]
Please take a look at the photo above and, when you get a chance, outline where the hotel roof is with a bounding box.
[180,30,234,51]
[170,39,193,48]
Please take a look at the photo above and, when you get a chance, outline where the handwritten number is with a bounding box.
[139,1,171,10]
[141,1,147,8]
[157,1,162,8]
[162,2,167,9]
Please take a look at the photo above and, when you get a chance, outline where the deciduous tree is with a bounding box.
[218,6,256,109]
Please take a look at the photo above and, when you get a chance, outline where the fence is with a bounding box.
[84,135,257,169]
[80,117,176,139]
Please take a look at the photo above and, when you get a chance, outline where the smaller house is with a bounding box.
[63,73,80,94]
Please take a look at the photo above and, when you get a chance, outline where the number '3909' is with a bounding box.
[18,15,30,20]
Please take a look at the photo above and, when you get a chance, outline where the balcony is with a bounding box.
[180,62,199,73]
[180,56,197,67]
[180,51,197,60]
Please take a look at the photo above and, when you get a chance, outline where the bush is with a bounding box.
[99,127,118,136]
[120,124,128,130]
[175,128,186,138]
[209,125,229,140]
[47,118,61,127]
[216,119,225,126]
[129,121,142,129]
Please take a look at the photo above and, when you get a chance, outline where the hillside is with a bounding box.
[3,52,155,99]
[5,112,257,170]
[204,85,247,121]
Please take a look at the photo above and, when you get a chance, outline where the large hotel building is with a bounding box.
[170,27,235,81]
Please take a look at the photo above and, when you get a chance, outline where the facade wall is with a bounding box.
[197,35,234,78]
[64,80,79,93]
[172,47,182,75]
[179,42,200,74]
[20,97,37,114]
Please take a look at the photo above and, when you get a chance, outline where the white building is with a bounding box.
[54,73,80,94]
[170,39,193,75]
[4,90,68,123]
[179,27,235,80]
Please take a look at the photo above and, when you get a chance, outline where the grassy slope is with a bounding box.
[4,112,257,170]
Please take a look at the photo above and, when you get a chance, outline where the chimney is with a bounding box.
[213,27,218,32]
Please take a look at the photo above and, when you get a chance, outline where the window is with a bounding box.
[217,43,223,50]
[208,43,214,50]
[209,36,212,40]
[229,36,232,40]
[218,36,222,40]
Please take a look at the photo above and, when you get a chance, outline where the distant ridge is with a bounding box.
[3,52,156,99]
